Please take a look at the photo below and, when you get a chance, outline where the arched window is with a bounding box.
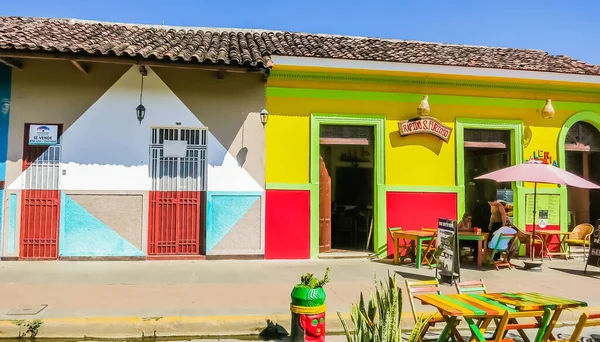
[565,121,600,152]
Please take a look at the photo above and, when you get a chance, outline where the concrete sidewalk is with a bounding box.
[0,257,597,339]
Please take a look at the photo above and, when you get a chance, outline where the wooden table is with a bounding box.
[482,292,587,342]
[537,230,570,260]
[458,232,489,269]
[391,230,434,268]
[416,292,587,342]
[415,293,543,342]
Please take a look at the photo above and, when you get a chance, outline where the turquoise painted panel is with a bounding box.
[0,190,3,250]
[0,65,11,248]
[0,65,10,181]
[206,192,260,252]
[7,194,16,253]
[59,194,144,257]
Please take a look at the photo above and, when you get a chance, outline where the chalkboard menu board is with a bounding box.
[436,218,460,284]
[584,225,600,273]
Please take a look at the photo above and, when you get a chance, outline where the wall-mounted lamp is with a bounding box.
[260,109,269,126]
[136,67,146,124]
[0,99,10,115]
[136,104,146,124]
[541,99,554,119]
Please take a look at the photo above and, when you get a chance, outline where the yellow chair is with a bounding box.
[564,224,594,260]
[421,228,438,269]
[562,311,600,342]
[405,279,460,341]
[388,227,406,262]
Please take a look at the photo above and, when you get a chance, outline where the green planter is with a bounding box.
[291,285,327,307]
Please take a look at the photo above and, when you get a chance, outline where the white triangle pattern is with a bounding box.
[9,65,263,192]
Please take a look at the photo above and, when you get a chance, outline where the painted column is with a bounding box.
[0,65,11,256]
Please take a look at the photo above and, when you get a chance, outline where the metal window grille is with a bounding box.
[320,125,373,143]
[150,128,207,191]
[24,145,61,190]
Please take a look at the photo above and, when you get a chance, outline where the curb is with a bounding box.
[1,308,596,339]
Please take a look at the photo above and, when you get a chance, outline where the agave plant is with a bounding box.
[338,272,432,342]
[338,272,402,342]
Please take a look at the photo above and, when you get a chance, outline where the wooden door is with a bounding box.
[319,156,331,253]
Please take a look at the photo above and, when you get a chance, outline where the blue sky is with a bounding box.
[2,0,599,65]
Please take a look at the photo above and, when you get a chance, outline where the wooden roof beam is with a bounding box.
[0,51,267,74]
[70,60,89,74]
[0,57,22,70]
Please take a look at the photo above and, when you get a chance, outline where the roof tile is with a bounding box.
[0,16,599,75]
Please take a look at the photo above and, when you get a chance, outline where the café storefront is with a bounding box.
[263,55,600,260]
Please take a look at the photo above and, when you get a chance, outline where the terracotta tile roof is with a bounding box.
[1,16,599,76]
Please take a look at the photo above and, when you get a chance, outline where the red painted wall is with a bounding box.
[265,190,311,259]
[386,192,457,257]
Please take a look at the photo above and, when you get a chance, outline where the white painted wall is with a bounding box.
[8,66,263,192]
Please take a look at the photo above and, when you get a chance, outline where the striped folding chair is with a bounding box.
[405,279,460,342]
[454,279,488,294]
[563,311,600,342]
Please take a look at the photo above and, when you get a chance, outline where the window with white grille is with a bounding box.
[150,128,208,192]
[24,145,61,190]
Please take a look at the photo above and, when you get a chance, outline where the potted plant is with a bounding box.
[338,272,431,342]
[290,267,330,342]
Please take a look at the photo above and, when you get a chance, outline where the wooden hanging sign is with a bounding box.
[398,116,452,142]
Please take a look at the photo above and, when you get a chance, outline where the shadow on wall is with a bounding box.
[524,126,533,148]
[237,147,249,166]
[154,69,265,155]
[389,130,443,155]
[7,64,263,191]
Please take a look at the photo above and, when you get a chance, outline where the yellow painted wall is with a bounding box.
[265,111,310,184]
[266,72,600,189]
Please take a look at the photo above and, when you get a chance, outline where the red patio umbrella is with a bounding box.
[475,160,600,262]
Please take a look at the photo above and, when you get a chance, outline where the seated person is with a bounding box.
[457,213,477,258]
[487,224,517,261]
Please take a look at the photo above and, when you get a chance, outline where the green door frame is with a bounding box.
[455,118,524,229]
[310,113,386,259]
[557,111,600,229]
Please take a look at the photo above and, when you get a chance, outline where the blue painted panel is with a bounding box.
[205,192,261,252]
[59,193,144,257]
[7,194,16,253]
[0,190,3,250]
[0,65,11,251]
[0,64,11,181]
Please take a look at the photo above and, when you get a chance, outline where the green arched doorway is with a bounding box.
[558,111,600,228]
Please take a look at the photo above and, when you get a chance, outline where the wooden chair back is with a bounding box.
[454,279,488,294]
[388,227,402,240]
[421,228,438,269]
[570,224,594,240]
[405,279,442,322]
[565,311,600,342]
[493,234,517,270]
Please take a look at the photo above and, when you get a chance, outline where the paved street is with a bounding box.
[0,257,597,338]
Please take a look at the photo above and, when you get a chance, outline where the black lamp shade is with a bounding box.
[136,104,146,124]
